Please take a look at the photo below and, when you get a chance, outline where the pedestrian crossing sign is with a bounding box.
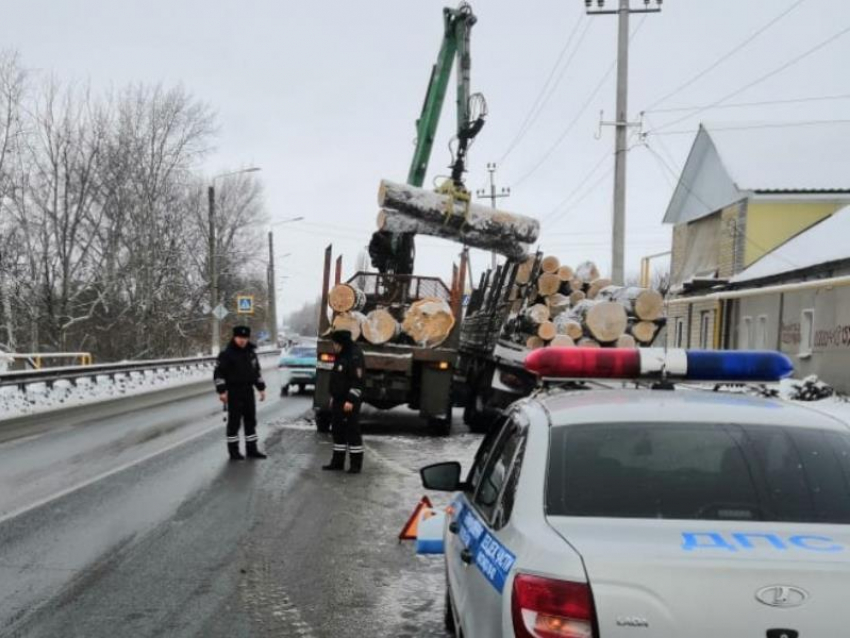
[237,295,254,315]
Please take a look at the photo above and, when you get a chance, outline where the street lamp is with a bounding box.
[209,166,262,355]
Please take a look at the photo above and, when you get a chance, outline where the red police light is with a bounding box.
[525,348,641,379]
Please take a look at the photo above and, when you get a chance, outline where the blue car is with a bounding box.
[278,344,318,396]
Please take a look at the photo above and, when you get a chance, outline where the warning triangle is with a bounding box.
[399,496,434,541]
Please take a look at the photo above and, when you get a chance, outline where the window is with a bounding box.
[756,315,768,350]
[474,417,526,524]
[466,416,508,493]
[801,309,815,356]
[674,318,685,348]
[740,316,753,349]
[699,311,712,349]
[546,422,850,523]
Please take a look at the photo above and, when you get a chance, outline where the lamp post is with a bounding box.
[209,167,261,355]
[266,216,302,347]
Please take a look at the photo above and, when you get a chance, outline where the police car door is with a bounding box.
[463,415,527,638]
[447,418,507,627]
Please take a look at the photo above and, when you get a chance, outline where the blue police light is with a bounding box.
[684,350,794,382]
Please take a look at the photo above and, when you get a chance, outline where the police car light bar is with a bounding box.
[525,347,794,383]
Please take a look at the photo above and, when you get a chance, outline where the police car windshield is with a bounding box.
[547,422,850,523]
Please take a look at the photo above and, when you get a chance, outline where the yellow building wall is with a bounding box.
[744,202,841,266]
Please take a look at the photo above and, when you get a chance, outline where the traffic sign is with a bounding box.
[258,330,269,341]
[211,304,228,321]
[237,295,254,315]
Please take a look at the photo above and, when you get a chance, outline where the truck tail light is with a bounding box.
[511,574,597,638]
[319,353,336,363]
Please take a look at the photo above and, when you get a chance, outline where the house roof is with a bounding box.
[710,124,850,193]
[663,124,850,225]
[731,204,850,284]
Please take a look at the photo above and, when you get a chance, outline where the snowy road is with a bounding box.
[0,372,482,638]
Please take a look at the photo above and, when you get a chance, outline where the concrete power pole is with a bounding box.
[476,162,511,271]
[586,0,661,285]
[267,231,277,346]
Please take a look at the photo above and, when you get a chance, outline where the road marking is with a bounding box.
[0,421,222,527]
[0,394,295,527]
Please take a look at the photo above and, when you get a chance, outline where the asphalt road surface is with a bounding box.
[0,371,482,638]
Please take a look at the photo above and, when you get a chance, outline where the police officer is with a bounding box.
[322,329,366,474]
[214,325,267,460]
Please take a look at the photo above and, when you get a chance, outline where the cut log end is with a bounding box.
[537,321,557,342]
[630,320,659,345]
[401,297,456,348]
[526,336,546,350]
[550,335,576,348]
[329,283,365,313]
[537,272,562,297]
[615,334,637,349]
[362,308,400,345]
[332,312,365,342]
[540,255,561,274]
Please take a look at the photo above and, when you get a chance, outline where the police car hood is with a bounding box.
[546,517,850,637]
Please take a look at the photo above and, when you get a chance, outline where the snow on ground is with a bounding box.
[0,364,216,421]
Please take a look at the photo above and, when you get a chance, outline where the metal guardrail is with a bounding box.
[0,349,280,391]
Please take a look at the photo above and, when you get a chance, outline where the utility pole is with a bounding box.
[267,231,277,346]
[586,0,661,285]
[476,162,511,271]
[208,185,220,355]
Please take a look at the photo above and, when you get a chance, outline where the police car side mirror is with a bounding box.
[420,462,463,492]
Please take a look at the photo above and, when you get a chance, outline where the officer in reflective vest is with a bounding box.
[322,329,365,474]
[214,325,267,460]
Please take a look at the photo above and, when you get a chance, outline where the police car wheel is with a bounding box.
[280,385,288,397]
[444,587,457,635]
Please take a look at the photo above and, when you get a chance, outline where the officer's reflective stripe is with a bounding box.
[349,388,362,397]
[226,436,239,442]
[245,435,258,442]
[333,445,347,451]
[348,447,364,454]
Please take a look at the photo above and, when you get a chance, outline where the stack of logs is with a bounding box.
[327,283,455,349]
[510,256,665,350]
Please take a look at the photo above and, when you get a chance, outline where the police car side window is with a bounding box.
[473,419,525,524]
[467,416,508,493]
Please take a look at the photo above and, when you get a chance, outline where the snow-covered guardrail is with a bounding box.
[0,349,279,392]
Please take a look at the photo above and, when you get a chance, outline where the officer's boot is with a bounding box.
[322,450,346,471]
[246,441,268,460]
[228,442,245,461]
[347,452,363,474]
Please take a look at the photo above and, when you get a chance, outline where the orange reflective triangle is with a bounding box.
[398,496,434,541]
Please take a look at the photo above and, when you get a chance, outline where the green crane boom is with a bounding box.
[371,2,486,275]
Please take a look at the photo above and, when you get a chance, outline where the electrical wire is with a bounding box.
[498,17,592,164]
[649,118,850,137]
[643,0,806,113]
[648,22,850,134]
[540,149,611,222]
[645,93,850,115]
[510,15,648,189]
[547,163,616,228]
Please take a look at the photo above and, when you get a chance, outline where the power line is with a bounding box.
[511,15,648,189]
[649,22,850,134]
[548,163,616,227]
[649,118,850,137]
[643,0,806,113]
[498,17,593,164]
[645,93,850,115]
[541,149,611,222]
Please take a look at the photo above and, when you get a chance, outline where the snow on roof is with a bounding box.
[731,205,850,283]
[706,123,850,193]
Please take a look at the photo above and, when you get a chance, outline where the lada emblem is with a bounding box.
[755,585,809,608]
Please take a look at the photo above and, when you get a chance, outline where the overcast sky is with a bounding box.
[2,0,849,318]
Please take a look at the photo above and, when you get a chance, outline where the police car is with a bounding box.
[421,348,850,638]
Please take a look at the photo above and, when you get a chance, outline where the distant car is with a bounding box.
[278,344,318,395]
[422,348,850,638]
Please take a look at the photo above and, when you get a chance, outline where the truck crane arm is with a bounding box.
[370,3,486,276]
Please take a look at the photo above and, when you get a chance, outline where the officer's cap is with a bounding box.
[233,325,251,338]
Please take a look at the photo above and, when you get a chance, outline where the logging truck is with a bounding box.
[313,246,467,435]
[455,253,668,432]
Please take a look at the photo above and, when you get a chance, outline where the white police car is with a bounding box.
[421,348,850,638]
